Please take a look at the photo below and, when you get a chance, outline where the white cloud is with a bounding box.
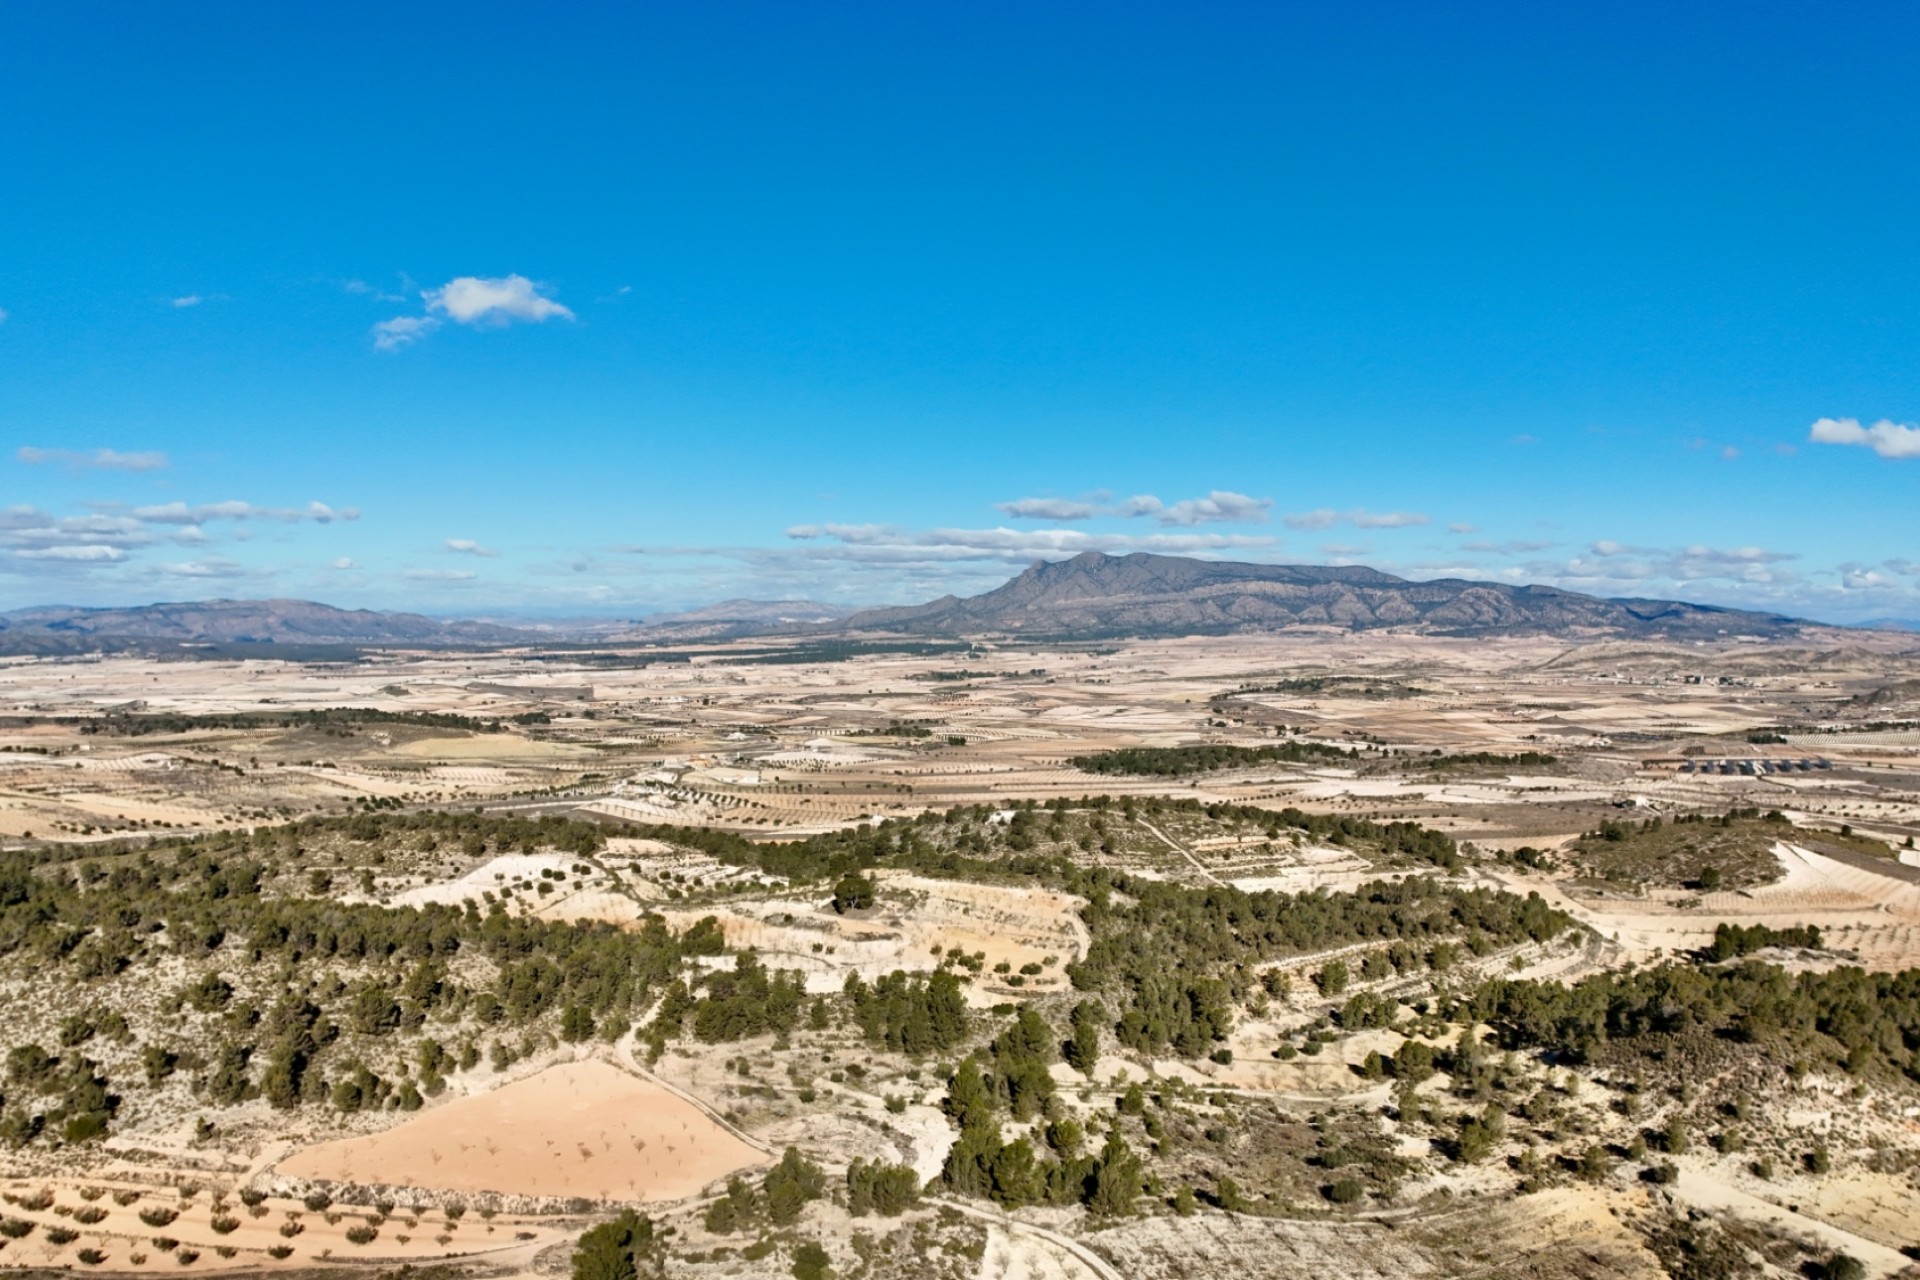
[157,558,251,579]
[372,315,441,351]
[0,497,359,583]
[371,275,573,350]
[345,279,407,302]
[1156,491,1273,526]
[1462,540,1554,554]
[1284,508,1429,531]
[1353,510,1429,529]
[1679,545,1792,564]
[1808,416,1920,459]
[1542,541,1803,594]
[1842,568,1892,590]
[329,557,360,570]
[776,522,1278,566]
[404,568,478,582]
[1447,522,1479,534]
[445,538,497,557]
[425,275,574,326]
[0,507,150,561]
[992,490,1270,526]
[131,500,358,525]
[17,446,169,472]
[997,498,1097,521]
[13,544,127,562]
[171,295,203,308]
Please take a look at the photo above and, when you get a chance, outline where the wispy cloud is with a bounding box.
[131,500,358,525]
[445,538,497,557]
[1,492,363,584]
[404,567,478,582]
[996,497,1097,521]
[1808,416,1920,459]
[344,278,407,302]
[1461,539,1554,554]
[17,446,169,472]
[1156,491,1272,526]
[996,490,1271,526]
[13,544,127,562]
[372,315,441,352]
[171,295,203,309]
[1549,541,1801,591]
[774,522,1278,565]
[1,506,149,555]
[1284,508,1429,531]
[156,558,254,579]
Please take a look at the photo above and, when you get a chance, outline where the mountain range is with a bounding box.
[0,599,531,656]
[0,555,1827,654]
[841,552,1811,640]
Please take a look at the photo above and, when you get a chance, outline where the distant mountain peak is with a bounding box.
[843,552,1812,640]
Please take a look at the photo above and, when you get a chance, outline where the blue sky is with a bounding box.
[3,1,1916,622]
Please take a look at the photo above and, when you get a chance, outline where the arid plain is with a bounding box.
[3,630,1920,1280]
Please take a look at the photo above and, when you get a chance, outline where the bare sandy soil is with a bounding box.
[1486,840,1920,968]
[277,1060,765,1203]
[659,872,1087,1000]
[0,1176,564,1272]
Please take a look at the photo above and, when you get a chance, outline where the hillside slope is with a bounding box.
[842,552,1809,640]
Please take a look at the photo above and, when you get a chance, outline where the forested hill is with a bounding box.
[842,552,1812,641]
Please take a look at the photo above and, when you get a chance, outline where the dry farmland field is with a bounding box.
[3,630,1920,1280]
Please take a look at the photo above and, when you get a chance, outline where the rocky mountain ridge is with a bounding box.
[842,552,1811,640]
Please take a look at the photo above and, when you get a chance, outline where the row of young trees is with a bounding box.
[1069,742,1355,776]
[1705,922,1823,961]
[72,707,546,737]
